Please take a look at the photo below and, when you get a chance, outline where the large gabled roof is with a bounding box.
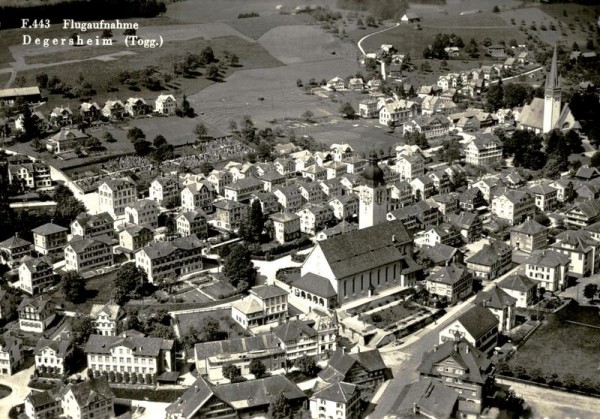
[31,222,68,236]
[313,382,357,404]
[474,285,516,310]
[273,319,317,342]
[456,305,498,340]
[388,378,458,419]
[499,274,537,293]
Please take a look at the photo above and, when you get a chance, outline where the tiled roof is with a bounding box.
[165,376,215,418]
[0,235,31,249]
[456,305,498,339]
[31,223,68,236]
[84,334,174,356]
[195,334,281,361]
[270,212,299,223]
[313,382,357,404]
[511,219,546,235]
[499,274,537,292]
[90,301,122,321]
[273,319,317,342]
[251,285,288,299]
[60,378,114,408]
[427,264,469,286]
[34,338,71,357]
[524,249,570,268]
[474,286,516,310]
[293,273,337,298]
[388,378,458,419]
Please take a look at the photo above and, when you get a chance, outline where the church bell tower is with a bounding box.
[543,42,562,134]
[359,151,388,230]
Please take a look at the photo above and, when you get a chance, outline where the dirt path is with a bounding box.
[357,22,400,56]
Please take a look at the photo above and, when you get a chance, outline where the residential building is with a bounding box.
[319,348,389,401]
[316,221,358,241]
[359,98,379,118]
[224,177,264,202]
[155,94,177,115]
[564,198,600,228]
[214,200,248,232]
[296,203,334,235]
[395,154,425,181]
[417,336,495,416]
[491,189,535,225]
[0,235,32,268]
[310,382,361,419]
[0,86,42,107]
[64,235,113,272]
[84,333,174,377]
[415,224,461,248]
[259,171,286,192]
[426,264,473,304]
[474,286,517,332]
[0,335,22,376]
[524,249,570,292]
[125,97,150,116]
[410,176,435,200]
[465,239,512,280]
[125,199,158,227]
[403,116,450,139]
[45,128,88,153]
[18,296,56,333]
[79,101,101,121]
[164,376,306,419]
[529,184,558,211]
[302,165,328,181]
[98,177,137,217]
[389,180,413,209]
[149,175,181,206]
[102,100,126,119]
[269,212,301,244]
[118,225,154,254]
[550,178,575,202]
[550,230,600,277]
[510,219,548,253]
[274,157,296,177]
[438,305,499,354]
[24,387,63,419]
[31,223,68,261]
[90,301,123,336]
[18,256,54,296]
[465,134,502,166]
[135,235,204,283]
[231,285,288,330]
[498,274,538,308]
[273,316,338,362]
[250,191,279,215]
[458,188,486,212]
[447,211,482,243]
[300,220,418,306]
[34,338,72,377]
[298,182,325,205]
[70,212,114,238]
[274,185,304,212]
[181,182,214,213]
[328,194,359,221]
[386,378,459,419]
[176,211,208,238]
[379,100,420,127]
[7,160,52,190]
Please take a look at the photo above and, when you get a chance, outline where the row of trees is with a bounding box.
[127,127,175,161]
[485,82,541,112]
[89,368,157,385]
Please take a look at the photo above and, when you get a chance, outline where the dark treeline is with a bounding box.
[0,0,166,30]
[335,0,409,20]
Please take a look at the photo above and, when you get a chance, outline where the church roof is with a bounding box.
[546,42,560,91]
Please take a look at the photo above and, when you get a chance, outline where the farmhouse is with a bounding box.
[0,87,42,107]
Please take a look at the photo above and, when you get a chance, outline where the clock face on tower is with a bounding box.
[361,190,372,205]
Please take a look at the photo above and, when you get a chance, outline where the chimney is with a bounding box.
[392,234,397,243]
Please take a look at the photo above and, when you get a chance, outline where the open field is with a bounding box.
[226,14,314,40]
[359,12,526,59]
[202,280,237,300]
[507,302,600,383]
[49,269,117,313]
[175,308,247,339]
[366,301,421,328]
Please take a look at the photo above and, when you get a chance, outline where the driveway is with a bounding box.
[0,365,35,417]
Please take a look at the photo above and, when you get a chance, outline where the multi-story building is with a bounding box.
[550,230,600,277]
[327,194,359,221]
[498,274,538,308]
[34,338,73,377]
[84,333,175,377]
[426,264,473,304]
[7,160,52,190]
[155,94,177,115]
[274,157,296,177]
[466,239,512,280]
[0,335,22,376]
[45,128,88,153]
[529,184,558,212]
[318,348,389,402]
[118,225,154,254]
[64,235,114,273]
[18,296,56,333]
[403,115,451,139]
[269,212,301,244]
[24,387,62,419]
[98,177,137,217]
[298,182,324,205]
[274,186,303,212]
[564,198,600,228]
[181,182,214,213]
[395,154,425,181]
[32,223,68,261]
[194,334,285,382]
[206,170,234,195]
[273,317,337,361]
[310,382,361,419]
[510,218,548,253]
[250,191,279,215]
[410,176,435,201]
[124,97,149,116]
[102,100,126,119]
[70,212,114,238]
[125,199,158,227]
[296,203,335,235]
[447,211,482,243]
[223,177,264,202]
[417,336,495,417]
[176,211,208,238]
[359,98,379,118]
[491,189,535,225]
[90,301,123,336]
[465,134,503,166]
[231,285,288,330]
[259,171,286,192]
[475,286,517,332]
[0,235,32,268]
[135,235,204,283]
[18,256,54,295]
[149,175,181,206]
[214,200,248,232]
[524,249,570,292]
[438,305,499,354]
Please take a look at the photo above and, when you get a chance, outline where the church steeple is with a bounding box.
[543,41,562,134]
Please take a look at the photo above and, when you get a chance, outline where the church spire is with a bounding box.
[545,41,560,91]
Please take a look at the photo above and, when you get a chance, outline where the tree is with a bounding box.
[113,264,147,304]
[35,73,49,89]
[464,38,479,58]
[295,355,317,376]
[206,64,220,80]
[133,139,152,156]
[53,185,86,226]
[199,162,214,176]
[61,271,87,304]
[241,200,265,243]
[268,392,289,419]
[249,359,267,378]
[222,364,241,381]
[504,83,534,108]
[591,152,600,168]
[420,61,432,72]
[153,135,167,148]
[127,127,146,143]
[71,315,93,346]
[583,283,598,301]
[339,102,356,119]
[240,115,256,143]
[194,123,208,142]
[222,243,257,290]
[437,137,462,163]
[104,132,116,143]
[14,75,26,88]
[228,54,240,66]
[492,5,500,13]
[302,110,314,123]
[542,158,563,179]
[485,83,504,112]
[199,46,215,65]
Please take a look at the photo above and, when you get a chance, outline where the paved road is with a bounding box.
[356,23,400,56]
[0,365,35,417]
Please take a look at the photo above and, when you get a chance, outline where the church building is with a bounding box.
[358,151,389,230]
[517,43,580,134]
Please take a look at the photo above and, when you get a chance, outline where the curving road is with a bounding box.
[356,22,400,56]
